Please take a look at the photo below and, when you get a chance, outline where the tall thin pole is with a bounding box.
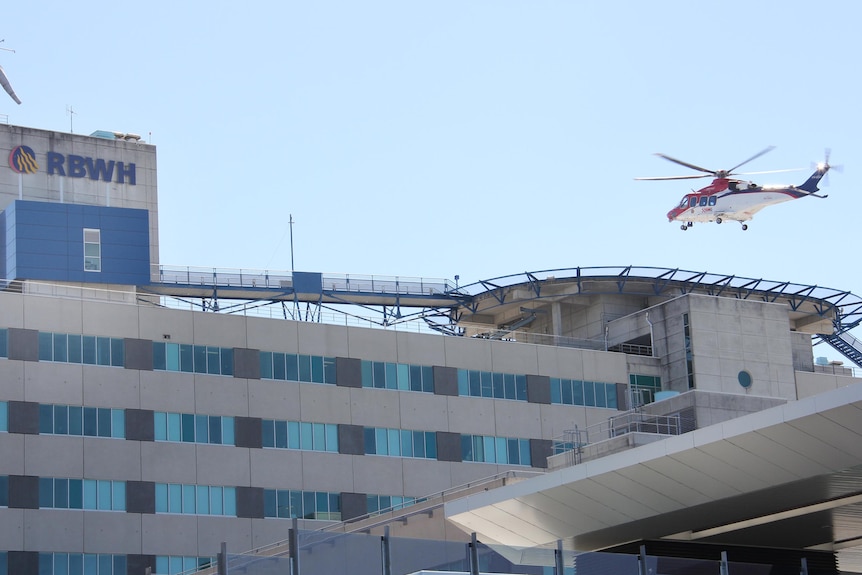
[289,214,295,273]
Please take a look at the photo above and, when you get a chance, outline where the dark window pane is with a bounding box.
[263,489,277,517]
[96,337,111,366]
[110,338,124,367]
[220,348,233,376]
[275,421,288,449]
[286,354,299,381]
[311,356,324,383]
[54,405,68,435]
[492,373,505,399]
[298,355,312,382]
[261,420,274,447]
[54,478,68,508]
[259,352,273,379]
[83,407,97,436]
[179,344,194,372]
[422,366,434,392]
[410,365,422,392]
[516,375,528,401]
[67,335,82,364]
[182,414,195,442]
[153,342,166,370]
[53,334,67,363]
[68,479,83,509]
[193,346,207,373]
[38,333,53,361]
[68,407,83,436]
[373,362,386,388]
[97,408,111,437]
[461,435,473,461]
[196,415,208,443]
[364,427,376,454]
[39,478,53,507]
[39,404,53,434]
[82,336,96,365]
[273,353,286,380]
[209,416,222,444]
[572,380,584,405]
[323,357,337,383]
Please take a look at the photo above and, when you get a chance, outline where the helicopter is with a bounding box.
[636,147,832,231]
[0,39,21,104]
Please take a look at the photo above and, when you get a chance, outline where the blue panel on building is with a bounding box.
[1,201,150,285]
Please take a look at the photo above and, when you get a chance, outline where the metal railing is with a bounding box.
[154,265,455,296]
[554,411,683,466]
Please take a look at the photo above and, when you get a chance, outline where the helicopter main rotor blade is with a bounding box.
[654,153,716,175]
[634,174,713,181]
[727,146,775,174]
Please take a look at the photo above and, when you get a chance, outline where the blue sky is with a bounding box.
[3,2,860,352]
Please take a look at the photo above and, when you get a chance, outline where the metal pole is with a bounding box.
[720,550,729,575]
[800,557,808,575]
[554,540,564,575]
[290,517,300,575]
[217,541,227,575]
[469,532,480,575]
[289,214,295,273]
[638,545,648,575]
[382,525,392,575]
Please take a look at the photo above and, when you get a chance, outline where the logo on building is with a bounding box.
[7,145,136,185]
[9,145,39,174]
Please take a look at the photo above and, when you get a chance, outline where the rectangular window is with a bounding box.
[84,228,101,272]
[0,402,6,432]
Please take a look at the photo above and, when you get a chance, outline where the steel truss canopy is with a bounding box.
[142,265,862,362]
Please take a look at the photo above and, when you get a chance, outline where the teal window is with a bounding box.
[0,551,5,575]
[39,478,125,511]
[363,427,437,459]
[259,352,336,384]
[263,489,341,520]
[684,313,694,389]
[38,405,125,438]
[155,483,236,516]
[629,374,662,405]
[360,360,434,392]
[156,556,215,575]
[261,420,337,452]
[39,553,126,575]
[460,434,532,466]
[366,494,423,516]
[0,476,8,507]
[550,379,618,409]
[153,342,233,376]
[0,328,7,358]
[0,402,6,432]
[154,412,235,445]
[38,333,124,367]
[84,228,101,272]
[457,369,527,401]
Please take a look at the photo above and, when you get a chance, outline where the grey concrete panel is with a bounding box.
[82,364,139,409]
[248,449,304,489]
[398,393,449,432]
[139,370,196,413]
[8,551,38,575]
[127,481,156,514]
[23,508,86,551]
[402,459,454,497]
[196,445,251,488]
[24,435,84,478]
[0,504,20,548]
[8,401,39,435]
[8,475,38,509]
[338,424,365,455]
[126,409,155,442]
[81,511,142,554]
[8,328,38,362]
[83,438,141,481]
[336,357,361,388]
[233,348,261,380]
[0,435,24,476]
[529,438,553,469]
[124,338,153,371]
[141,514,199,556]
[248,380,301,421]
[196,516,254,560]
[194,374,249,417]
[432,366,458,396]
[234,417,263,449]
[341,491,368,521]
[526,374,551,404]
[351,455,403,495]
[24,362,83,406]
[140,442,197,484]
[0,360,25,400]
[436,431,462,463]
[127,555,157,575]
[236,486,265,519]
[299,452,354,493]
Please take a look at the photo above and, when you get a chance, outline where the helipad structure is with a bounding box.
[0,123,861,575]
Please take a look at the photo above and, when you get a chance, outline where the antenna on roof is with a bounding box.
[66,105,76,133]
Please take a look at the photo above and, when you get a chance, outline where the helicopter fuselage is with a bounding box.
[666,179,812,224]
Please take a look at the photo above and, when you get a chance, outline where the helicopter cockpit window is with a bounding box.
[679,196,690,208]
[688,197,697,208]
[699,196,708,207]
